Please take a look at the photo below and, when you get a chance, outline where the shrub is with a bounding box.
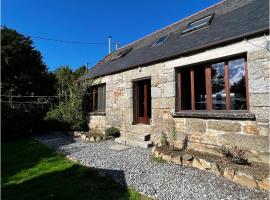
[45,98,88,131]
[221,145,249,165]
[105,127,120,138]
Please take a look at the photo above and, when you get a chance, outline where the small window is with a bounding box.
[111,48,132,61]
[87,84,106,112]
[182,13,214,34]
[152,35,169,47]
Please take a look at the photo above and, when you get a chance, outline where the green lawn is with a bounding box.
[2,138,150,200]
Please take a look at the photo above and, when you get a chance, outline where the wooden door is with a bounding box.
[133,79,151,124]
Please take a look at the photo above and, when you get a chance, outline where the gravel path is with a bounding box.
[35,134,268,200]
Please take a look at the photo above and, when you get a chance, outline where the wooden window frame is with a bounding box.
[176,56,249,112]
[89,84,106,113]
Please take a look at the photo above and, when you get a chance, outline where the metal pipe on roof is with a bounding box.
[108,36,112,54]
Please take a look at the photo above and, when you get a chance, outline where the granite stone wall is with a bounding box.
[87,35,269,163]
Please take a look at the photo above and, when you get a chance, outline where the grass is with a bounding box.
[2,138,151,200]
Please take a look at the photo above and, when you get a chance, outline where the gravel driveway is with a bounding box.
[35,134,268,200]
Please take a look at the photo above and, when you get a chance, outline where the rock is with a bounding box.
[258,177,270,191]
[81,134,86,140]
[152,87,162,98]
[174,132,187,150]
[151,145,157,154]
[154,150,160,158]
[192,158,205,170]
[159,152,164,159]
[223,168,235,180]
[162,154,172,162]
[199,158,211,169]
[208,121,241,132]
[246,152,262,163]
[74,131,81,137]
[109,144,129,151]
[96,136,101,142]
[186,119,206,134]
[258,152,269,164]
[164,82,175,97]
[90,137,95,142]
[209,163,220,176]
[182,154,193,166]
[243,125,259,135]
[182,154,193,161]
[233,171,257,188]
[246,151,268,164]
[172,156,182,165]
[85,138,90,141]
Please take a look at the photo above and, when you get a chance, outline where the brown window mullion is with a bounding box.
[225,62,230,111]
[190,68,195,111]
[205,67,212,111]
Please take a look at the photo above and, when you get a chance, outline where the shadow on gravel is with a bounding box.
[2,164,131,200]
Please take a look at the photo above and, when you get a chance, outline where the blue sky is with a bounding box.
[2,0,221,71]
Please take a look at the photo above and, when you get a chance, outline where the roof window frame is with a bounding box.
[110,47,133,61]
[182,13,215,35]
[152,34,169,47]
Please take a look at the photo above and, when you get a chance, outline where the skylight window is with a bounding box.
[152,35,169,47]
[182,13,214,34]
[110,48,132,61]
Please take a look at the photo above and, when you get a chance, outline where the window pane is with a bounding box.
[211,62,226,110]
[188,15,212,29]
[97,85,105,112]
[89,84,106,112]
[194,67,206,110]
[153,35,168,46]
[94,88,98,111]
[229,58,246,110]
[180,68,191,110]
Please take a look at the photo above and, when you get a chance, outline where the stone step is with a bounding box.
[115,137,153,148]
[128,124,152,134]
[120,131,150,141]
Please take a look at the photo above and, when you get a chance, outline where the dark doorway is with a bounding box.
[133,79,151,124]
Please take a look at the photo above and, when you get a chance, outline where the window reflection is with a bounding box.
[194,67,206,110]
[211,62,226,110]
[229,58,247,110]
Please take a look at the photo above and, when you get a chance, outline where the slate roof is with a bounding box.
[81,0,269,80]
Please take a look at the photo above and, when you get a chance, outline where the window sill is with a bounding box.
[88,112,106,116]
[172,111,255,120]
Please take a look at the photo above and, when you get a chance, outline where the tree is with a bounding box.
[1,27,56,138]
[45,66,89,131]
[1,27,56,96]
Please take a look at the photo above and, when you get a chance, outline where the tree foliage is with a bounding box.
[1,27,57,138]
[1,27,56,96]
[45,66,89,131]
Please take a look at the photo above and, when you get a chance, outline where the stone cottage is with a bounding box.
[80,0,269,163]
